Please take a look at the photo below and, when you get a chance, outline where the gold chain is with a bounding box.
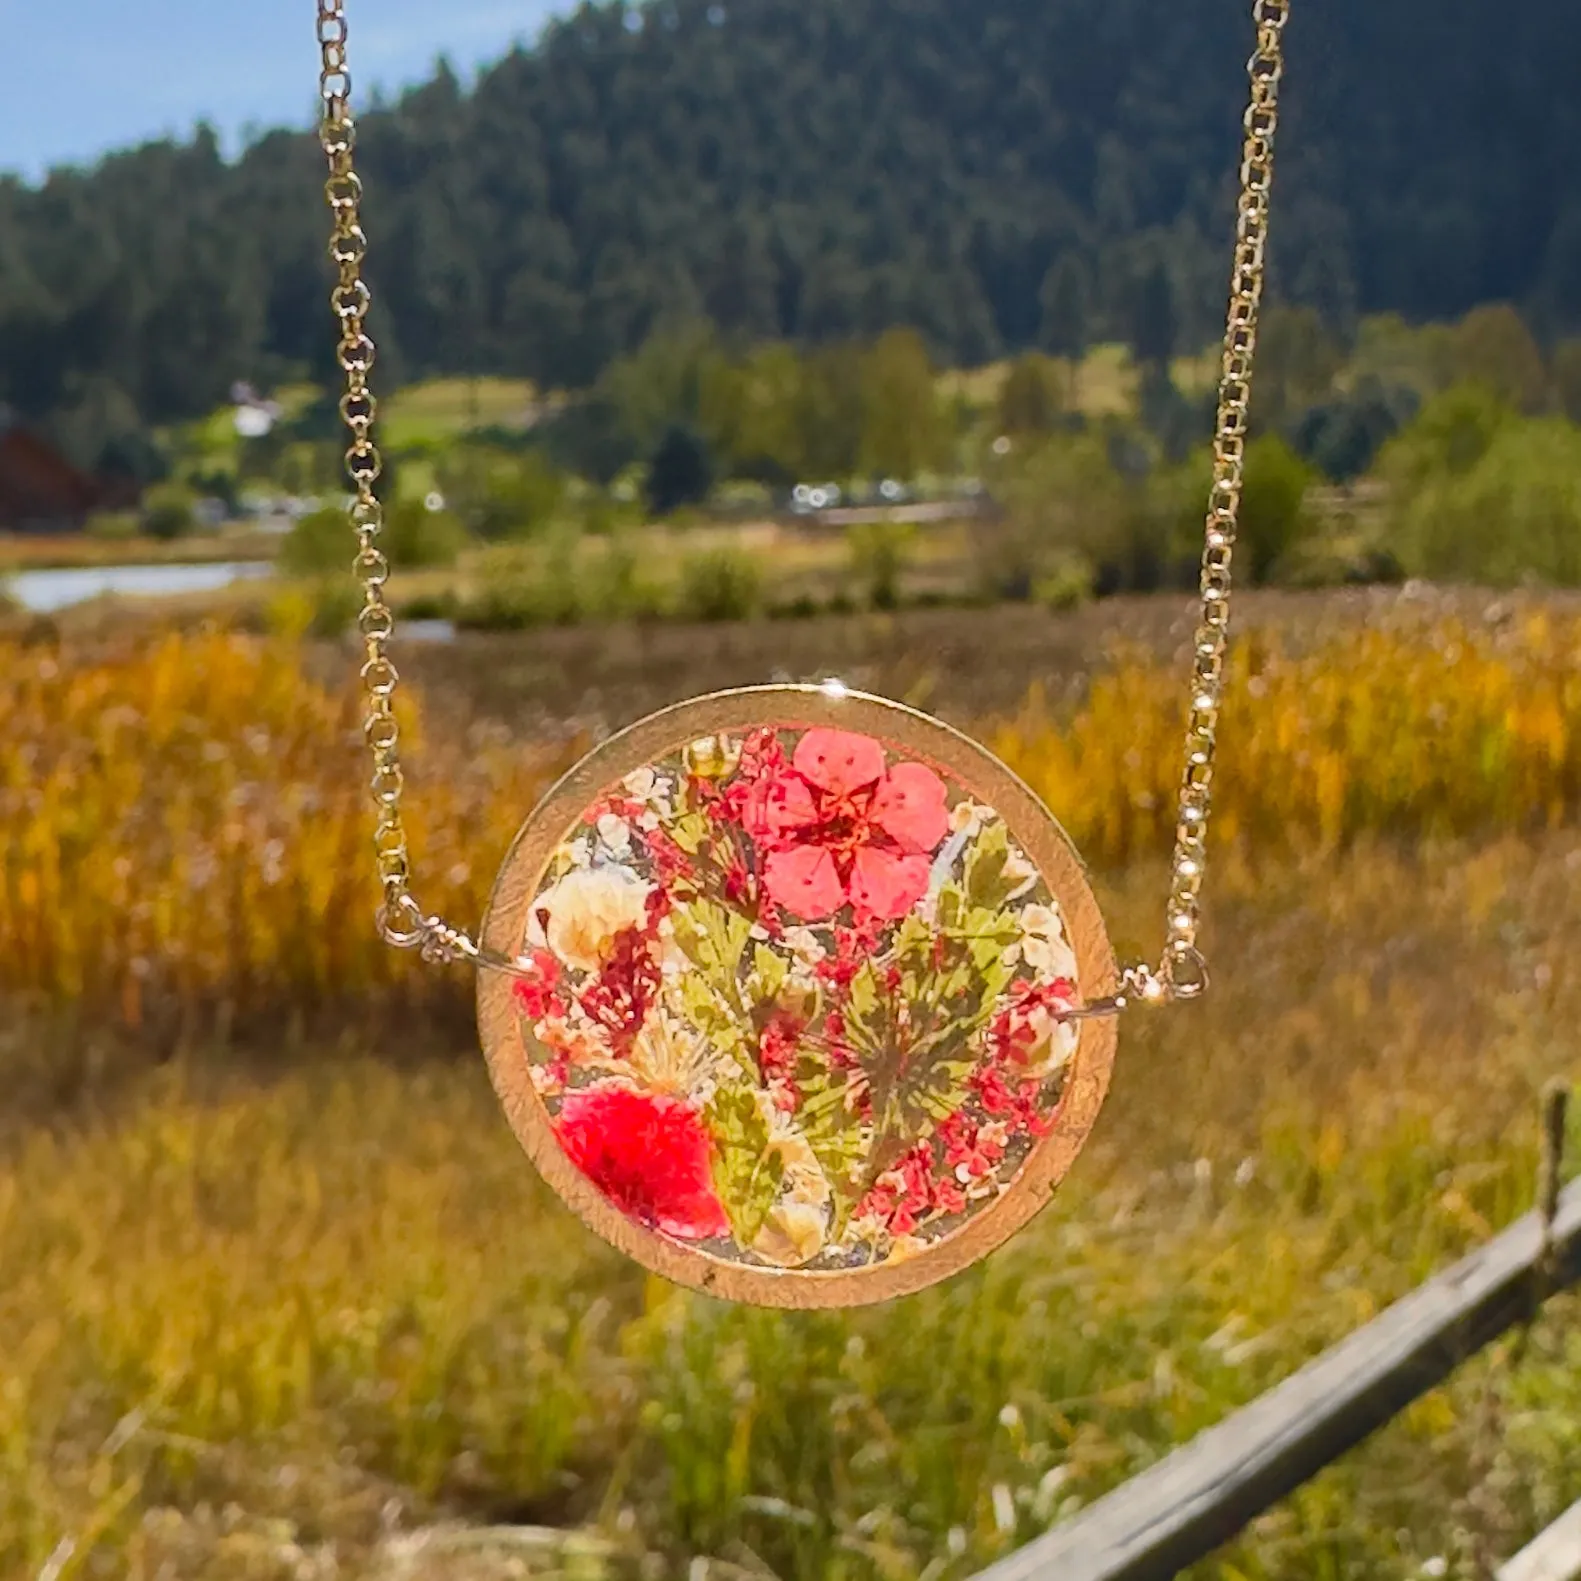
[315,0,1290,1001]
[318,1,478,965]
[1153,0,1290,1000]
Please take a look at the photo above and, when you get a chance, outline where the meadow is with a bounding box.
[2,590,1580,1581]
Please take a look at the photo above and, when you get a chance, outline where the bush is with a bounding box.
[1167,436,1319,586]
[676,547,763,622]
[436,446,568,539]
[86,511,141,541]
[281,499,470,577]
[996,353,1069,437]
[1397,418,1581,586]
[982,432,1146,598]
[264,580,364,640]
[453,533,670,631]
[1034,554,1096,612]
[1373,383,1511,499]
[646,426,715,517]
[1449,303,1548,413]
[379,498,471,569]
[1554,339,1581,424]
[1236,435,1320,584]
[847,520,915,611]
[140,481,198,540]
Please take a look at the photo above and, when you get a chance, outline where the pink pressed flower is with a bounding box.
[556,1085,730,1240]
[748,729,950,923]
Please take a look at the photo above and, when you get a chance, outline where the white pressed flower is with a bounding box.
[754,1201,830,1267]
[623,766,659,801]
[1003,846,1039,900]
[950,800,990,837]
[535,866,652,973]
[596,813,634,858]
[1020,903,1079,983]
[753,1091,834,1209]
[781,927,828,970]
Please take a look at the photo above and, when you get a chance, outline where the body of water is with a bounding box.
[5,561,275,614]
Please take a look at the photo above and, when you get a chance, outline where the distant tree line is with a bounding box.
[2,0,1579,476]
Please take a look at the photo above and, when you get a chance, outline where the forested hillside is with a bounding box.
[2,0,1578,468]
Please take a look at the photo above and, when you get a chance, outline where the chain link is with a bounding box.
[316,0,1290,1004]
[318,0,476,959]
[1151,0,1290,1001]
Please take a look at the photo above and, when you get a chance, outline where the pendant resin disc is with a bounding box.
[478,686,1118,1308]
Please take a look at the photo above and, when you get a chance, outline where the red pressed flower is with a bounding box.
[857,1140,940,1237]
[757,1012,806,1112]
[512,950,564,1022]
[747,729,950,923]
[555,1085,730,1240]
[988,978,1078,1068]
[584,794,647,826]
[971,1066,1057,1139]
[646,828,691,883]
[758,1012,802,1082]
[579,926,663,1058]
[939,1111,1007,1181]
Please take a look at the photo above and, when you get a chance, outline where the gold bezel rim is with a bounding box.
[477,685,1118,1309]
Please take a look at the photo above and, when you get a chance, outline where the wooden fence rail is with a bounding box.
[1498,1500,1581,1581]
[973,1171,1581,1581]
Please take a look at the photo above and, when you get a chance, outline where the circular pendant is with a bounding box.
[478,687,1117,1308]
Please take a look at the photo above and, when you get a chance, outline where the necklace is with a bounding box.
[314,0,1289,1308]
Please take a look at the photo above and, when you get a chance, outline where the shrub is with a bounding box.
[281,499,468,576]
[1373,383,1511,499]
[1554,339,1581,424]
[1034,554,1096,612]
[436,446,568,539]
[847,520,915,611]
[646,426,715,517]
[1449,303,1548,413]
[278,506,353,577]
[140,481,198,540]
[1397,418,1581,586]
[379,499,471,569]
[452,534,669,631]
[1236,435,1319,584]
[85,511,141,541]
[983,431,1145,598]
[676,547,763,622]
[996,353,1069,438]
[1166,435,1319,586]
[264,579,363,640]
[1290,378,1419,482]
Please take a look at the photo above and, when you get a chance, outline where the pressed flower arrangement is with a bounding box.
[504,724,1085,1274]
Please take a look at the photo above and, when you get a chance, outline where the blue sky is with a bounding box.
[0,0,565,182]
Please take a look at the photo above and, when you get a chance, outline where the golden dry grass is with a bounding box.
[8,610,1581,1037]
[2,836,1577,1580]
[2,609,1580,1580]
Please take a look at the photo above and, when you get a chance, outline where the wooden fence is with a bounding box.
[973,1090,1579,1581]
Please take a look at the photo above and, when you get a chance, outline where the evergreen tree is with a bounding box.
[1038,255,1092,360]
[646,425,715,516]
